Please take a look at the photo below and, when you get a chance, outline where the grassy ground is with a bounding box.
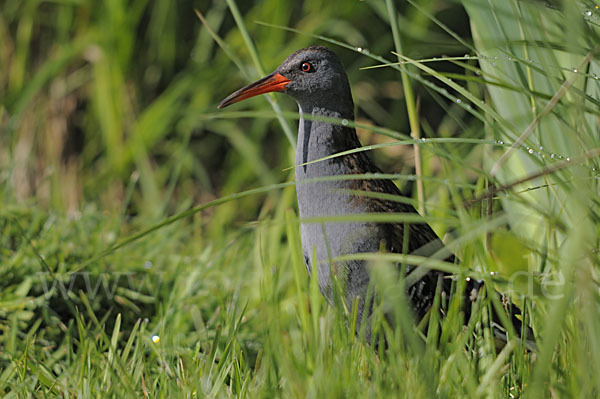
[1,0,600,397]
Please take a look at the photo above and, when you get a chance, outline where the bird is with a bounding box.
[218,45,533,346]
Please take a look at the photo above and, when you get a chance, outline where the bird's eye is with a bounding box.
[300,62,314,72]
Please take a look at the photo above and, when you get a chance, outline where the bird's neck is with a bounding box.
[295,104,360,179]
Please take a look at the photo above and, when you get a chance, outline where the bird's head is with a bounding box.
[218,46,353,111]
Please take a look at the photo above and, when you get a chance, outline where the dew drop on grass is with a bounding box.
[585,10,593,17]
[550,153,556,159]
[456,98,462,104]
[152,335,160,343]
[341,119,349,126]
[357,47,363,52]
[528,148,534,154]
[566,157,571,162]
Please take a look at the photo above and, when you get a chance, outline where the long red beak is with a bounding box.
[218,72,291,109]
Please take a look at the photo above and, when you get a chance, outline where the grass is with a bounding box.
[1,0,600,397]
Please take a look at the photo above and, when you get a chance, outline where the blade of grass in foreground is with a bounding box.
[220,0,296,147]
[74,182,293,272]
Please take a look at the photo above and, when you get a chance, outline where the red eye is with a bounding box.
[301,62,313,72]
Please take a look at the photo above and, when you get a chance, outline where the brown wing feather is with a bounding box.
[339,149,533,343]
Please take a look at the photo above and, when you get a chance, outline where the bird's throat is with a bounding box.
[295,105,358,180]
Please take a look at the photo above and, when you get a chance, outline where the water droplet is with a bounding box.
[476,70,482,76]
[490,271,497,276]
[506,56,512,61]
[466,104,472,110]
[357,47,363,52]
[464,54,470,59]
[497,140,504,145]
[144,260,153,269]
[493,56,498,60]
[566,157,571,162]
[466,277,471,282]
[538,145,543,150]
[152,335,160,343]
[456,98,462,104]
[341,119,349,126]
[573,68,578,73]
[550,153,556,159]
[585,10,593,17]
[528,59,534,63]
[528,148,534,154]
[420,137,427,142]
